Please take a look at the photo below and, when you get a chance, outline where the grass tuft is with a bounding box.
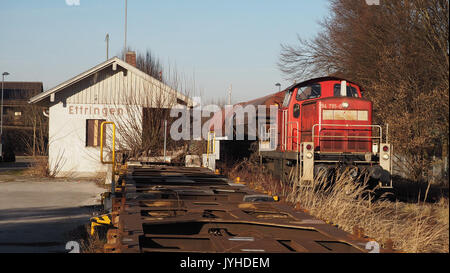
[227,159,449,253]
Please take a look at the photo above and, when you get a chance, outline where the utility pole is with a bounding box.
[124,0,127,52]
[105,33,109,60]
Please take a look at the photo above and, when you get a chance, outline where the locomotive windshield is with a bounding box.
[296,84,321,101]
[282,90,293,107]
[333,84,359,97]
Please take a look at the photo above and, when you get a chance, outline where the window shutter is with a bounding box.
[86,119,106,147]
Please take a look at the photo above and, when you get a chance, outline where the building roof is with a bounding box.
[285,76,363,91]
[2,82,43,99]
[28,57,192,106]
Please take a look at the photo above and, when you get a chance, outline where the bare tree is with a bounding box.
[20,104,48,156]
[107,49,197,162]
[278,0,449,182]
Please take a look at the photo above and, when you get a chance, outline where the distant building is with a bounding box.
[1,81,44,157]
[29,52,192,177]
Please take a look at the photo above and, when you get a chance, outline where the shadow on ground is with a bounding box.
[0,205,102,253]
[391,175,449,203]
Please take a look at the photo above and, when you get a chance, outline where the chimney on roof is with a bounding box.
[125,51,136,67]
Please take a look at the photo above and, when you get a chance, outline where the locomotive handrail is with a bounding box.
[281,110,300,152]
[312,124,383,146]
[281,109,288,151]
[287,121,300,153]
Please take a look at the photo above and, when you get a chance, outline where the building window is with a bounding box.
[86,119,106,147]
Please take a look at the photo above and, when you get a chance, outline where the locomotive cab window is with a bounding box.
[296,84,321,101]
[293,104,300,118]
[333,84,359,97]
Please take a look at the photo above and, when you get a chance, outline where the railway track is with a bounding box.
[99,163,389,253]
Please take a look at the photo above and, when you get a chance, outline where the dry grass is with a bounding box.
[67,224,107,253]
[226,159,286,196]
[227,159,449,253]
[23,156,65,178]
[91,171,112,190]
[80,232,106,253]
[22,156,52,177]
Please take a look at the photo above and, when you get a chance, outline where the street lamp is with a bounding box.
[275,83,281,92]
[1,72,10,157]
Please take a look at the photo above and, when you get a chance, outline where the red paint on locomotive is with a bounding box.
[207,76,392,188]
[278,77,373,154]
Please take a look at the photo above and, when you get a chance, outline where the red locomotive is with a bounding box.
[208,76,392,188]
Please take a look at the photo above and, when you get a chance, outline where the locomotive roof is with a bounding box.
[285,76,362,91]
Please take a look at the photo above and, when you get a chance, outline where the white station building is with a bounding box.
[29,52,192,177]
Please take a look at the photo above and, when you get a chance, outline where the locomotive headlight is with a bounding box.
[382,154,390,160]
[342,102,349,108]
[306,152,313,159]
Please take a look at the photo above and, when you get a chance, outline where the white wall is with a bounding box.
[64,66,181,108]
[46,63,185,177]
[49,102,142,177]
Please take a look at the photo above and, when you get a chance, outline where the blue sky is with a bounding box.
[0,0,329,103]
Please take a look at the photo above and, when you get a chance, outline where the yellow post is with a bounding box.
[91,122,116,237]
[206,131,215,168]
[100,122,116,185]
[207,131,215,156]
